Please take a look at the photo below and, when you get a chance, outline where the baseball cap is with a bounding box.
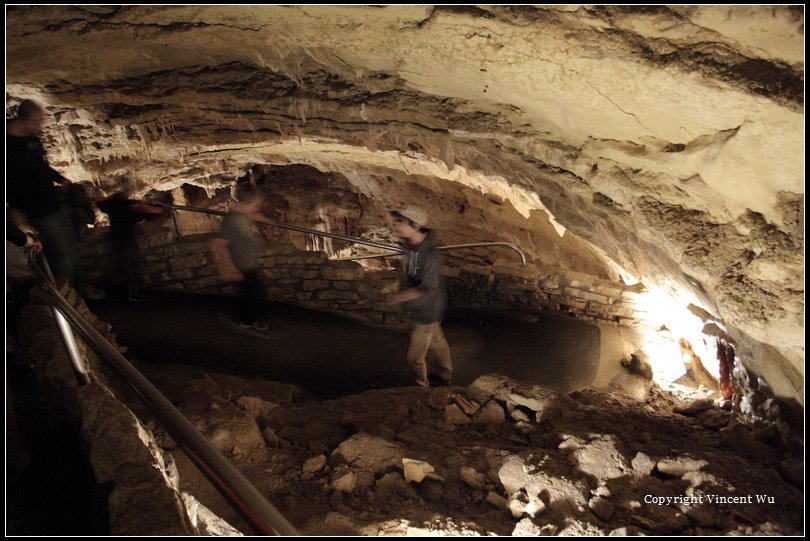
[390,205,429,226]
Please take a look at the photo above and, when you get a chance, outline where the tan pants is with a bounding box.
[407,322,453,387]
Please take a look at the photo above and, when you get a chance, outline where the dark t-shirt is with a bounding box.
[400,233,447,324]
[7,134,63,219]
[97,192,151,246]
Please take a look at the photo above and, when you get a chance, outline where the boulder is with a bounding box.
[473,400,506,428]
[451,394,481,416]
[657,456,708,477]
[331,433,406,491]
[236,396,281,423]
[331,432,405,473]
[331,464,357,493]
[459,466,486,490]
[402,458,443,483]
[630,451,656,477]
[466,374,574,422]
[569,435,630,483]
[499,453,589,514]
[302,454,327,478]
[673,398,714,416]
[589,496,616,522]
[444,404,472,425]
[486,491,508,511]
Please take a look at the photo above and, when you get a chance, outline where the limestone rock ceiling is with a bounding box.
[6,6,804,401]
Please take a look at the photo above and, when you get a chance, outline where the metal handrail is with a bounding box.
[26,248,298,536]
[332,242,527,267]
[160,203,403,253]
[156,202,527,266]
[35,255,91,386]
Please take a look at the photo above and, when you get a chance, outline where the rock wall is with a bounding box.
[80,227,403,328]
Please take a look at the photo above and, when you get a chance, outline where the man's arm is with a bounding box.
[6,223,42,251]
[210,238,244,282]
[130,201,164,215]
[389,253,440,306]
[6,224,28,247]
[388,287,424,305]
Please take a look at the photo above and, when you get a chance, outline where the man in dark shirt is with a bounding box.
[96,177,163,301]
[7,99,104,299]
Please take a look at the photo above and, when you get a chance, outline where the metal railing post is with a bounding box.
[170,207,182,240]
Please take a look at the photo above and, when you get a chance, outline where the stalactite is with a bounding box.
[302,206,363,256]
[133,124,152,161]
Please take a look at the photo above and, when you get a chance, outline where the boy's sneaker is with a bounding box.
[240,320,269,331]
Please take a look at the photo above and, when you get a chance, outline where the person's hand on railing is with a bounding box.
[19,227,43,252]
[131,202,164,215]
[27,238,43,252]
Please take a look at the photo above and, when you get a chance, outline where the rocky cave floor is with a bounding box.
[127,364,803,536]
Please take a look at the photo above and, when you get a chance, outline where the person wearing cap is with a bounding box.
[388,205,453,387]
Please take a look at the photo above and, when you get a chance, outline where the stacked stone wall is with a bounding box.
[79,228,659,330]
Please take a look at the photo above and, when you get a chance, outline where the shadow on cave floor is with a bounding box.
[88,291,601,400]
[6,363,109,535]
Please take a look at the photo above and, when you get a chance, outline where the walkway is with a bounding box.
[90,292,601,399]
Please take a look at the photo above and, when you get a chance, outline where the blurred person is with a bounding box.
[210,184,270,330]
[7,99,104,299]
[387,205,453,387]
[96,177,163,302]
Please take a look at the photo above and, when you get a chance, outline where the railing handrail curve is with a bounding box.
[157,202,527,266]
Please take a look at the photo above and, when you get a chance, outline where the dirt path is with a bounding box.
[90,292,601,398]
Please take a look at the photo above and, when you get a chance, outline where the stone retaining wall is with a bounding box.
[78,227,658,330]
[446,262,653,329]
[79,228,403,327]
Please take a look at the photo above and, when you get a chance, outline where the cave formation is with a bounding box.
[6,6,804,536]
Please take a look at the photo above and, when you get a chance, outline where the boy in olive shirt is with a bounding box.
[211,186,269,330]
